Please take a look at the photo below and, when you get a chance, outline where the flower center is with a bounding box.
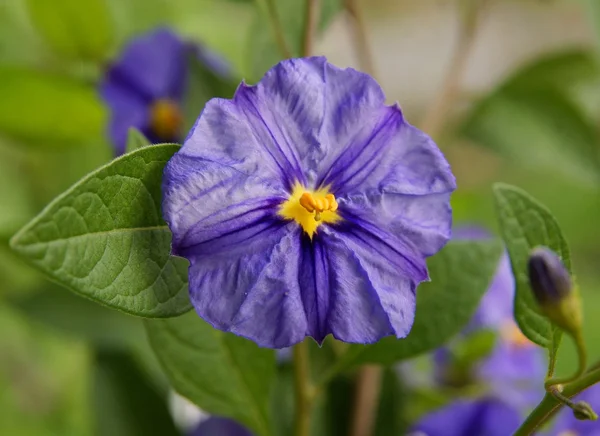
[278,183,341,238]
[501,321,531,349]
[150,99,183,141]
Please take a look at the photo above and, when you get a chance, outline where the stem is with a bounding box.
[257,0,292,59]
[293,340,313,436]
[419,0,486,139]
[350,365,383,436]
[513,367,600,435]
[545,331,587,389]
[343,0,377,77]
[302,0,320,57]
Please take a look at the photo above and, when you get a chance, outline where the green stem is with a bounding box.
[301,0,320,57]
[256,0,292,59]
[293,340,313,436]
[513,367,600,435]
[545,331,587,389]
[343,0,376,77]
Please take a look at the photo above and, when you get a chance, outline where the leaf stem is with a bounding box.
[293,340,313,436]
[256,0,292,59]
[513,367,600,435]
[343,0,376,77]
[302,0,320,57]
[545,331,587,388]
[349,365,382,436]
[419,0,486,139]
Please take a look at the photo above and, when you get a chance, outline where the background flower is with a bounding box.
[409,397,521,436]
[162,56,455,348]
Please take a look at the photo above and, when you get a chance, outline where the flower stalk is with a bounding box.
[293,340,314,436]
[257,0,292,59]
[302,0,320,57]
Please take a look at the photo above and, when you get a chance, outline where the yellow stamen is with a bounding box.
[501,321,532,349]
[279,184,341,238]
[150,99,183,141]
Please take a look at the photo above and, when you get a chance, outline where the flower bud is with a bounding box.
[527,246,581,334]
[573,401,598,421]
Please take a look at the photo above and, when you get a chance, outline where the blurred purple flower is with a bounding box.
[409,397,521,436]
[189,417,252,436]
[551,384,600,436]
[433,226,545,408]
[162,56,456,348]
[100,28,230,155]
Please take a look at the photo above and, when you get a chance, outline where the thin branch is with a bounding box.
[257,0,292,59]
[293,340,314,436]
[349,365,383,436]
[302,0,321,57]
[344,0,377,77]
[419,0,487,139]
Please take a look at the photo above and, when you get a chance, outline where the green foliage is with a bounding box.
[183,54,238,131]
[25,0,114,62]
[92,348,178,436]
[126,128,151,154]
[10,144,192,318]
[0,68,106,146]
[462,50,600,185]
[144,311,276,436]
[247,0,342,79]
[0,304,91,436]
[493,183,570,352]
[327,240,503,370]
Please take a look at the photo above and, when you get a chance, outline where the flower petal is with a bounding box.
[303,226,420,343]
[187,225,308,348]
[410,398,521,436]
[99,80,148,155]
[190,417,252,436]
[163,153,287,254]
[105,28,187,101]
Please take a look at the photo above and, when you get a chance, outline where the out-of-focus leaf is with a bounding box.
[0,304,91,436]
[374,369,406,436]
[0,68,106,146]
[247,0,343,79]
[328,240,502,371]
[145,312,276,436]
[126,128,151,153]
[0,144,34,237]
[182,54,237,131]
[10,144,192,318]
[452,329,497,363]
[93,348,178,436]
[462,51,600,185]
[493,183,569,353]
[25,0,114,61]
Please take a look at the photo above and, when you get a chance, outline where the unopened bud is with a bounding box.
[573,401,598,421]
[527,247,581,334]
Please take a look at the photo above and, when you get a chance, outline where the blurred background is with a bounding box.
[1,0,600,434]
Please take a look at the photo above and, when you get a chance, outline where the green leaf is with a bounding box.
[126,128,151,153]
[247,0,342,80]
[461,51,600,185]
[182,54,237,132]
[327,240,503,371]
[25,0,114,61]
[144,312,276,436]
[93,348,179,436]
[452,329,497,363]
[10,144,192,318]
[0,68,106,146]
[493,183,570,351]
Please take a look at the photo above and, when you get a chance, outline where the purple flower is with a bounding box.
[551,384,600,436]
[189,417,252,436]
[162,57,455,348]
[100,28,188,154]
[409,397,521,436]
[433,226,545,407]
